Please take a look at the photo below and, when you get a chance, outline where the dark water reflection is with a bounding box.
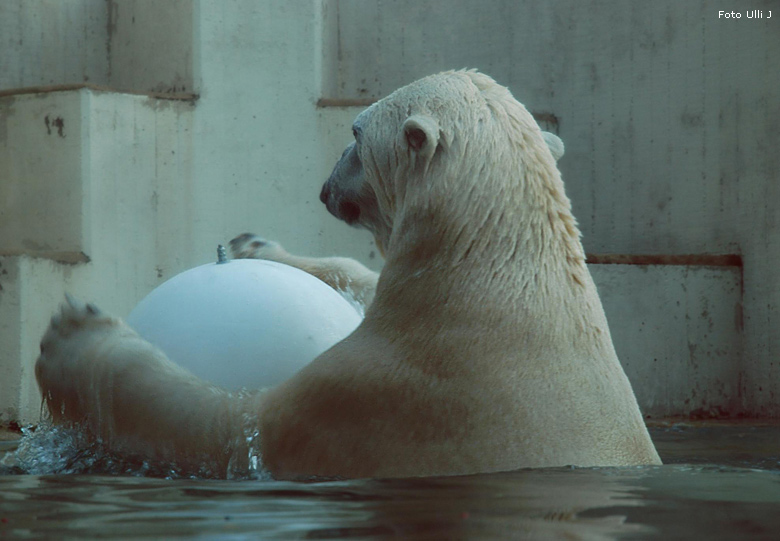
[1,423,780,539]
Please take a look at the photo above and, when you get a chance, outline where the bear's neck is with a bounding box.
[384,161,587,288]
[372,166,612,356]
[380,203,587,304]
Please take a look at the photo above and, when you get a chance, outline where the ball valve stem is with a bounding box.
[217,245,228,264]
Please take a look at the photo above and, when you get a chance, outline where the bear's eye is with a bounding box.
[352,127,359,140]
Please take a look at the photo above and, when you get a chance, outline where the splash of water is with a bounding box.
[1,422,272,480]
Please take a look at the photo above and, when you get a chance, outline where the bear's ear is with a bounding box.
[402,115,440,159]
[542,131,565,162]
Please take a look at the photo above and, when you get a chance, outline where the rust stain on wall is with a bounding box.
[44,114,65,137]
[586,254,742,268]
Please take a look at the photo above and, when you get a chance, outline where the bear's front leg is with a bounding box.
[229,233,378,309]
[36,295,260,476]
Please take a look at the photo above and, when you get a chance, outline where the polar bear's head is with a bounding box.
[319,70,564,256]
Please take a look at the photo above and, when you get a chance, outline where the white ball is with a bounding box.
[126,259,363,391]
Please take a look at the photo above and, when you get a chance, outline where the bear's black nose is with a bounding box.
[319,183,330,204]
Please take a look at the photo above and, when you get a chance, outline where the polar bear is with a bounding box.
[36,70,661,479]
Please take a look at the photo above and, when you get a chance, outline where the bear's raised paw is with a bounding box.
[229,233,286,261]
[43,294,111,339]
[36,295,123,395]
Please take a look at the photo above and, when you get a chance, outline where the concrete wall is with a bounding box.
[1,0,777,421]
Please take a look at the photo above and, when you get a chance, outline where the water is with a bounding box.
[1,423,780,539]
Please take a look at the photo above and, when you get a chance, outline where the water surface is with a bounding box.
[1,422,779,539]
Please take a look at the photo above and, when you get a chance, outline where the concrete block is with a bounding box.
[0,91,90,263]
[0,0,195,96]
[592,264,743,418]
[107,0,195,94]
[0,0,108,91]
